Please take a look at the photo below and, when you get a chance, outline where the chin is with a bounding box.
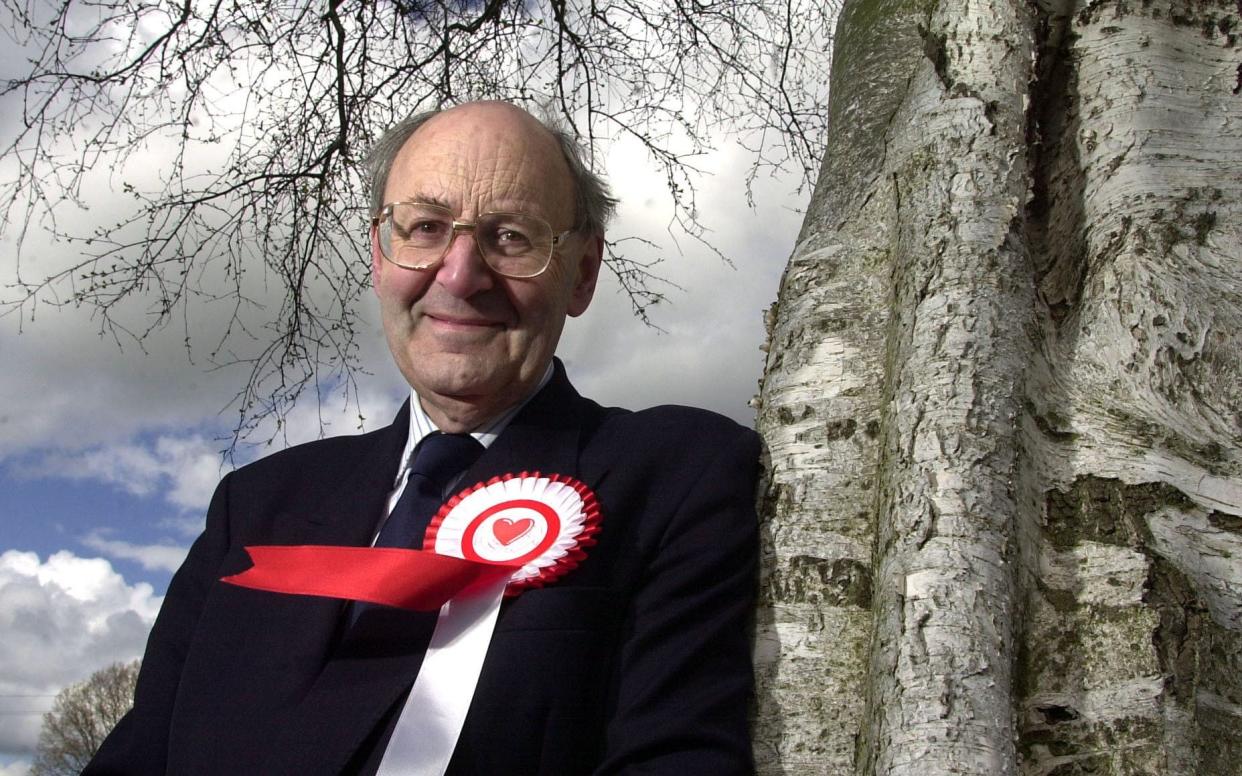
[402,342,547,398]
[410,361,507,400]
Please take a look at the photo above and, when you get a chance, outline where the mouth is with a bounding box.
[423,312,505,332]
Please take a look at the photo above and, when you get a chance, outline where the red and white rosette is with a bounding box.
[423,471,600,595]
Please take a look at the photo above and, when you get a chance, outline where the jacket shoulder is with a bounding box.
[235,426,388,472]
[598,404,757,446]
[583,403,760,477]
[225,411,404,500]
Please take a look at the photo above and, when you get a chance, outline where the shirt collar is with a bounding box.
[394,361,555,485]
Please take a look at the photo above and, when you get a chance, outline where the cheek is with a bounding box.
[376,266,434,309]
[509,281,571,334]
[531,261,578,305]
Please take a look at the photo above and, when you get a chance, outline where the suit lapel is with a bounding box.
[240,401,411,646]
[293,400,411,545]
[256,402,418,773]
[463,361,588,487]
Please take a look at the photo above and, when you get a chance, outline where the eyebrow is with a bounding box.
[388,194,559,222]
[398,193,454,210]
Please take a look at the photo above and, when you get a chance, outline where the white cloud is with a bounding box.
[0,760,30,776]
[0,550,159,757]
[16,433,225,514]
[233,382,410,452]
[156,514,211,540]
[81,533,189,573]
[0,298,246,460]
[151,437,228,511]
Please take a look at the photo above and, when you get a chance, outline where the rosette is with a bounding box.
[425,472,600,594]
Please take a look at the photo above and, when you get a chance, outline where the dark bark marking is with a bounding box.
[919,24,953,91]
[1042,476,1192,551]
[1026,2,1089,328]
[825,418,858,441]
[771,555,875,608]
[1035,703,1081,723]
[1026,400,1080,442]
[1146,556,1206,704]
[1206,509,1242,533]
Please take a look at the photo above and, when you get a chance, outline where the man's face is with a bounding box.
[371,103,602,430]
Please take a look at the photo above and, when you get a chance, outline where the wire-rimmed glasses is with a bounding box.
[373,202,574,279]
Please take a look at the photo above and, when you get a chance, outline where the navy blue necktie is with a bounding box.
[374,432,485,550]
[346,432,484,628]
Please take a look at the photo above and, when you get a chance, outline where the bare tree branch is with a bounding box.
[0,0,837,442]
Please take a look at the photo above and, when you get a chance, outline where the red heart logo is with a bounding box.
[493,517,534,546]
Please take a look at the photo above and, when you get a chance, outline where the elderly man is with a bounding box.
[87,102,760,775]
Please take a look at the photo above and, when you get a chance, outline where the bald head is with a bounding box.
[366,101,616,237]
[387,103,577,232]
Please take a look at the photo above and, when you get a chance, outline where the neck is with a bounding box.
[417,394,508,434]
[414,361,556,433]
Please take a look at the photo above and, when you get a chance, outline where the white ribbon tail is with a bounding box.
[375,577,507,776]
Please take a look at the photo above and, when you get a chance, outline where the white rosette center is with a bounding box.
[429,474,598,591]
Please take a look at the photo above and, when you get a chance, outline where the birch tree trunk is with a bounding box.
[752,0,1242,771]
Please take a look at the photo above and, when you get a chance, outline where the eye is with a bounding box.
[481,215,544,256]
[413,219,448,235]
[483,226,535,256]
[393,214,450,243]
[495,227,533,247]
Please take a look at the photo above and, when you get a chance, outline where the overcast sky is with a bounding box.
[0,110,808,767]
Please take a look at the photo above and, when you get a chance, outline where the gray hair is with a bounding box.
[365,106,617,236]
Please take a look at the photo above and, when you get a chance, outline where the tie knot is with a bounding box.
[410,432,484,490]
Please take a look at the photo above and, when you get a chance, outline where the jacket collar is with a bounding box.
[291,400,410,543]
[296,359,592,545]
[460,358,587,488]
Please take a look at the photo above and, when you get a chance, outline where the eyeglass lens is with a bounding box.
[379,203,554,277]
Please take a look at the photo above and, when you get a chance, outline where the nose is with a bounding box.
[434,231,495,298]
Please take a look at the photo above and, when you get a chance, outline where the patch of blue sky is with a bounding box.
[0,461,181,592]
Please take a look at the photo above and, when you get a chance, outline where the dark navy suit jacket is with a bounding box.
[86,364,760,775]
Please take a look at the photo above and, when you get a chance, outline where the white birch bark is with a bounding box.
[752,0,1242,771]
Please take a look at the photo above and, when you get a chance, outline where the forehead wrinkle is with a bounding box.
[443,148,560,217]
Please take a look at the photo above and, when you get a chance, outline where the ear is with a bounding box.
[567,233,604,317]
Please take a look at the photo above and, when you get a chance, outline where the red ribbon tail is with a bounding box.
[220,545,516,611]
